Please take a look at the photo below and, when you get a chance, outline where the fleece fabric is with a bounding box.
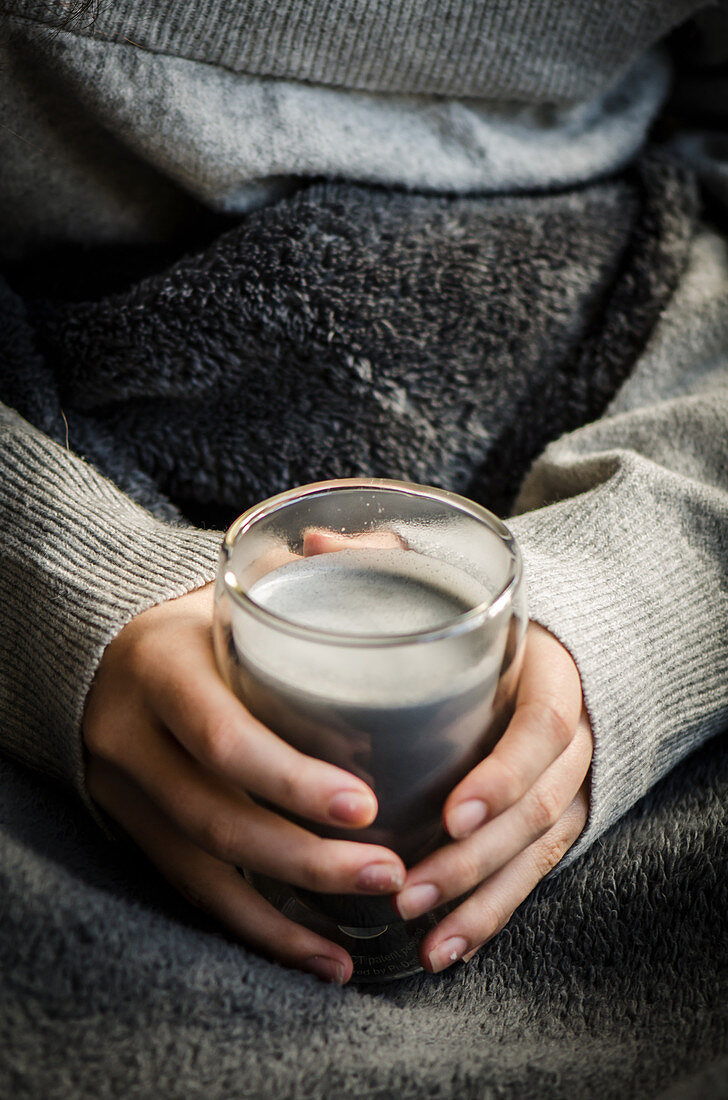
[17,156,695,524]
[1,716,727,1098]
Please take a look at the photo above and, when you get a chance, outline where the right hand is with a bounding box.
[82,582,406,985]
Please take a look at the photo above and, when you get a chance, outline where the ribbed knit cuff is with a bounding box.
[6,0,691,102]
[0,407,222,814]
[509,451,728,870]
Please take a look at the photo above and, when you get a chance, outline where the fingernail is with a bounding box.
[328,790,376,825]
[447,798,487,839]
[395,882,440,921]
[303,956,346,984]
[428,936,469,974]
[356,862,405,893]
[462,946,480,963]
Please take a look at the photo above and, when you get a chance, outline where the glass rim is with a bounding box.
[221,478,522,647]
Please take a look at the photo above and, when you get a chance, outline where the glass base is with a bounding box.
[246,871,445,981]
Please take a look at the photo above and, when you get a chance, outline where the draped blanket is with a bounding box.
[3,156,694,523]
[2,155,727,1098]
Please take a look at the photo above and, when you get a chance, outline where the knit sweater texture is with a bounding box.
[0,2,684,259]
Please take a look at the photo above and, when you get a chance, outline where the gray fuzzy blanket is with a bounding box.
[2,155,727,1097]
[1,730,726,1098]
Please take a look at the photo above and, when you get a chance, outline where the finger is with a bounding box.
[420,780,590,973]
[243,544,303,586]
[88,760,355,983]
[137,633,380,830]
[444,623,582,840]
[395,709,592,920]
[302,528,406,556]
[88,725,406,895]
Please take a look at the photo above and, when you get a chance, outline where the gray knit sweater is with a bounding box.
[1,0,728,874]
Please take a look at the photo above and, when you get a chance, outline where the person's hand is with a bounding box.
[393,622,593,973]
[82,583,407,986]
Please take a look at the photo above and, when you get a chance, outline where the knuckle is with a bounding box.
[481,900,509,941]
[531,828,571,880]
[83,679,136,765]
[175,878,210,913]
[537,700,574,753]
[447,844,484,892]
[282,925,318,960]
[82,713,125,765]
[197,811,239,863]
[526,784,561,835]
[197,714,237,771]
[469,891,510,943]
[272,755,303,809]
[122,623,159,679]
[492,756,524,807]
[82,714,108,758]
[298,841,334,892]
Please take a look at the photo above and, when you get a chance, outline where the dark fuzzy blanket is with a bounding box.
[2,155,727,1098]
[3,155,694,524]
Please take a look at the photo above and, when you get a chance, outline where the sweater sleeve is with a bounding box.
[0,403,222,814]
[508,227,728,867]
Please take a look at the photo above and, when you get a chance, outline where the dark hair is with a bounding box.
[55,1,101,30]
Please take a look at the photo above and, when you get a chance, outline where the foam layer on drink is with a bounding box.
[248,547,492,636]
[236,547,501,709]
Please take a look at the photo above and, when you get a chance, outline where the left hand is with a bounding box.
[393,621,593,973]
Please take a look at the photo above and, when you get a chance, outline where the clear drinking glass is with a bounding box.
[213,478,526,981]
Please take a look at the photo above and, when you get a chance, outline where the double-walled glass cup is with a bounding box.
[214,479,526,981]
